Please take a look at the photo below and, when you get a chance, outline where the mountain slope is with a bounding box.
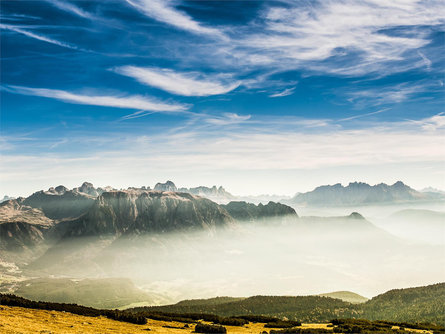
[361,282,445,325]
[0,199,54,252]
[132,282,445,325]
[133,295,356,322]
[23,186,96,220]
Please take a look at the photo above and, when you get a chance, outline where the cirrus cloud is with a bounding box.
[114,66,241,97]
[3,85,189,113]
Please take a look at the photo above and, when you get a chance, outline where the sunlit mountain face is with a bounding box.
[0,0,444,325]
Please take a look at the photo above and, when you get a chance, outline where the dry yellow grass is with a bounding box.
[1,305,432,334]
[0,305,333,334]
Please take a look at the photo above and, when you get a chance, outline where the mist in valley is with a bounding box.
[3,204,443,307]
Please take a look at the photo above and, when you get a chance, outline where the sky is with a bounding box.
[1,0,444,197]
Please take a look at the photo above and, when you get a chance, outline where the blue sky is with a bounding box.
[1,0,444,196]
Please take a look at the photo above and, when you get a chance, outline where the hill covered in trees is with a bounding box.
[361,283,445,325]
[131,283,445,326]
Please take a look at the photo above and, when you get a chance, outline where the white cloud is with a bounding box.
[45,0,94,20]
[125,0,224,38]
[203,113,251,126]
[2,114,444,196]
[234,0,445,76]
[409,112,445,131]
[114,66,241,97]
[269,87,296,98]
[346,81,441,106]
[3,85,189,112]
[0,23,79,50]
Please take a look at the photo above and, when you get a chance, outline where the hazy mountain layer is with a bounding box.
[222,201,297,223]
[155,180,235,202]
[14,277,153,309]
[288,181,442,206]
[318,291,369,304]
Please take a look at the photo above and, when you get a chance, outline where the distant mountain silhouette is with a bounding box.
[318,291,368,304]
[287,181,441,206]
[222,201,297,223]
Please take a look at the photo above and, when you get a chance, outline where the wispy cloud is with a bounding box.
[409,112,445,131]
[114,66,241,97]
[233,1,445,76]
[2,114,444,196]
[417,51,432,71]
[269,87,296,98]
[0,23,79,50]
[339,108,390,122]
[346,81,441,106]
[3,85,189,113]
[125,0,224,38]
[121,110,157,120]
[45,0,94,20]
[0,13,41,21]
[203,113,251,126]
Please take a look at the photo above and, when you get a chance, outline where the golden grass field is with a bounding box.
[0,305,334,334]
[0,305,434,334]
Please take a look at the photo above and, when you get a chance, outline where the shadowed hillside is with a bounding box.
[131,283,445,326]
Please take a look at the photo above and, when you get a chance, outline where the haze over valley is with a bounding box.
[1,180,443,308]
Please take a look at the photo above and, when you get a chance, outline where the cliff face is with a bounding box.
[222,201,298,223]
[0,199,54,251]
[63,190,235,237]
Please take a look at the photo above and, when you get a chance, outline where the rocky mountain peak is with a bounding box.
[154,181,177,192]
[76,182,99,197]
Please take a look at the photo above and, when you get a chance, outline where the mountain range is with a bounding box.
[286,181,444,206]
[0,182,296,258]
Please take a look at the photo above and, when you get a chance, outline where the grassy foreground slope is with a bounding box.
[2,305,443,334]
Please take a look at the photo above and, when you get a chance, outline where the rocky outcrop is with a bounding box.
[222,201,297,223]
[288,181,432,206]
[62,190,235,237]
[0,199,54,251]
[73,182,101,197]
[154,181,177,192]
[178,186,235,202]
